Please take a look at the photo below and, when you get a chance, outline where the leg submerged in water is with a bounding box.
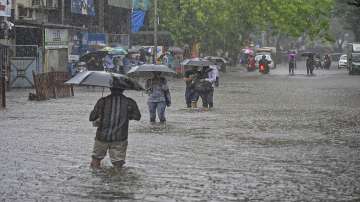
[148,102,157,122]
[91,140,108,169]
[90,158,101,169]
[109,140,128,168]
[157,101,167,123]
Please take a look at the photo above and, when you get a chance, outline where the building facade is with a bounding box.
[5,0,131,75]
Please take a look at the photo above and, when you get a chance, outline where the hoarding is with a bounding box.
[80,32,107,54]
[353,44,360,52]
[71,0,96,16]
[133,0,150,11]
[45,29,69,49]
[108,0,132,9]
[0,0,11,17]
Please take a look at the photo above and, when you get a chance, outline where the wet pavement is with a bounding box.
[1,63,360,201]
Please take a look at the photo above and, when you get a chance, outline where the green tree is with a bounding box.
[155,0,334,58]
[334,0,360,41]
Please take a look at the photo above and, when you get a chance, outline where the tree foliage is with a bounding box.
[156,0,334,55]
[333,0,360,41]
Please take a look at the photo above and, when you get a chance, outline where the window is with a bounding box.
[18,5,28,18]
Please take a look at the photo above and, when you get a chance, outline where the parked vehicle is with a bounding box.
[203,56,228,72]
[347,43,360,75]
[338,54,347,69]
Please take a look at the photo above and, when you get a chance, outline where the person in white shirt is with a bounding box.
[210,65,220,87]
[103,55,115,72]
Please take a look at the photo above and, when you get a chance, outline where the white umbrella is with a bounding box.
[126,64,176,78]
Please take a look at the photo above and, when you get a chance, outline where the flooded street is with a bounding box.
[1,64,360,201]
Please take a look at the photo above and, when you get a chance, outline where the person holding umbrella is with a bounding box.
[127,64,175,124]
[145,72,171,124]
[65,71,143,169]
[181,58,213,108]
[89,87,141,169]
[306,55,315,76]
[184,66,201,108]
[288,52,296,75]
[197,66,216,109]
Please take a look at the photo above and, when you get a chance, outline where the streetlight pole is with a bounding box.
[61,0,65,24]
[153,0,158,64]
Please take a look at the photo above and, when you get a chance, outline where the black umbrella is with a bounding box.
[181,58,214,67]
[65,71,144,90]
[168,47,184,54]
[203,56,228,64]
[79,51,108,63]
[127,64,176,78]
[301,52,315,57]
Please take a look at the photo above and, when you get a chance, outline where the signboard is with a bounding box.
[108,0,132,9]
[71,0,96,16]
[82,32,107,46]
[80,32,107,55]
[45,29,69,49]
[353,44,360,52]
[69,55,80,61]
[0,0,11,17]
[133,0,150,11]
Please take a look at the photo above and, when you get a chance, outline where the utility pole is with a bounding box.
[61,0,65,24]
[98,0,105,32]
[1,47,5,108]
[0,16,8,108]
[128,8,132,48]
[153,0,158,64]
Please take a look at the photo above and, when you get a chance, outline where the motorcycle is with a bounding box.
[259,62,269,74]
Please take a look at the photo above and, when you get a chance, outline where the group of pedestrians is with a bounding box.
[184,65,218,109]
[87,63,219,169]
[288,52,332,76]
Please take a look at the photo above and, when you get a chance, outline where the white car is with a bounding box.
[255,54,274,69]
[338,54,347,69]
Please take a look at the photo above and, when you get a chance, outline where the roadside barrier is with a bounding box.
[30,71,73,100]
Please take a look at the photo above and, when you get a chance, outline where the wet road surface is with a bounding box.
[1,63,360,201]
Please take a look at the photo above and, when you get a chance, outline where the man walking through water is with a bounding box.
[184,66,200,108]
[289,53,296,75]
[306,55,315,76]
[89,86,141,169]
[198,66,216,109]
